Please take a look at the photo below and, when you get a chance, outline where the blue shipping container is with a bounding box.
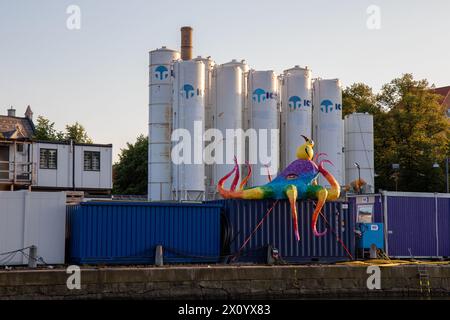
[383,193,450,258]
[212,199,355,263]
[68,201,222,264]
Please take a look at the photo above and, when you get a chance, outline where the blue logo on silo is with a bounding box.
[320,99,334,113]
[182,84,195,99]
[252,88,266,103]
[155,65,169,80]
[320,99,341,113]
[288,96,302,110]
[181,84,203,99]
[252,89,277,103]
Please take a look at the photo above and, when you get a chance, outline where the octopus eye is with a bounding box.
[286,174,298,180]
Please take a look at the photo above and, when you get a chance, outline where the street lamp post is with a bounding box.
[354,162,361,194]
[392,163,400,191]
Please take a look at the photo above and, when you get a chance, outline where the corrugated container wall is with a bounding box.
[281,66,312,168]
[344,113,375,192]
[247,70,280,187]
[312,79,344,187]
[209,60,248,196]
[148,47,180,201]
[382,192,450,258]
[212,199,354,263]
[172,60,206,201]
[68,201,222,264]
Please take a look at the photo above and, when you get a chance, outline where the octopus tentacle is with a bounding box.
[218,162,265,200]
[313,152,328,164]
[239,161,252,191]
[318,159,340,201]
[230,156,240,191]
[285,185,300,241]
[311,187,328,237]
[264,164,272,182]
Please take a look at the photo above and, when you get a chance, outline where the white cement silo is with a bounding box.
[210,60,248,194]
[344,113,374,192]
[194,56,215,199]
[281,66,312,168]
[247,70,280,187]
[148,47,180,201]
[312,78,345,187]
[193,56,215,131]
[171,60,206,201]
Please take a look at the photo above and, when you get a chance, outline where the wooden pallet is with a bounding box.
[66,191,84,204]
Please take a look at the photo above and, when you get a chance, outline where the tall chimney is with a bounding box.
[180,26,193,61]
[7,107,16,117]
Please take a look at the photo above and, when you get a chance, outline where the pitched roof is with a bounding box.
[0,115,35,140]
[432,86,450,109]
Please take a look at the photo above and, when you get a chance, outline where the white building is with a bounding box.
[0,107,112,194]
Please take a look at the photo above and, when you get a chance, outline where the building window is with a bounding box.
[84,151,100,171]
[39,149,57,169]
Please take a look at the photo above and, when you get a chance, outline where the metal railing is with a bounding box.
[0,160,35,184]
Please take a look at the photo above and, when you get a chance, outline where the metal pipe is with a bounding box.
[382,190,389,256]
[180,26,193,61]
[446,157,449,193]
[28,245,37,268]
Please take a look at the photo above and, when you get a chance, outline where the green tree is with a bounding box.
[64,122,93,144]
[33,116,63,141]
[342,83,379,116]
[33,116,93,144]
[375,74,450,192]
[113,135,148,195]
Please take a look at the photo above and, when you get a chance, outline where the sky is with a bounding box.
[0,0,449,162]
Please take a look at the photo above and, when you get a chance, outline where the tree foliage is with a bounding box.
[112,135,148,195]
[64,122,93,144]
[33,116,92,143]
[342,83,379,116]
[343,74,450,192]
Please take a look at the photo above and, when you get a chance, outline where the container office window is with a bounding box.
[84,151,100,171]
[40,149,57,169]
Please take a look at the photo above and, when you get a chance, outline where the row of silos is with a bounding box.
[149,46,361,201]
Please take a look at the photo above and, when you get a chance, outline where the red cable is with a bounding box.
[318,209,354,260]
[232,200,279,262]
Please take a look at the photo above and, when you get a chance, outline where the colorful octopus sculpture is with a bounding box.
[218,136,340,241]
